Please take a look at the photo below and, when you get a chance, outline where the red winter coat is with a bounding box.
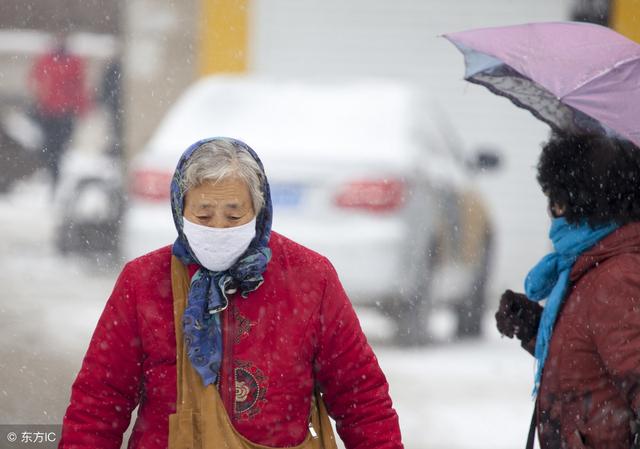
[534,222,640,449]
[59,232,403,449]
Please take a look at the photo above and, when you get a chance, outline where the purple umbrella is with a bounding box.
[444,22,640,147]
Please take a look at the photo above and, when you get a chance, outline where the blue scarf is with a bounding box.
[170,137,273,386]
[525,217,618,394]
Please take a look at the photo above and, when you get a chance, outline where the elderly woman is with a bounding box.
[59,138,403,449]
[496,132,640,448]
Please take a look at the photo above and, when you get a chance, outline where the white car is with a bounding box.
[124,76,499,344]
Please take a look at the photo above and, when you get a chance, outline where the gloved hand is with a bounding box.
[495,290,543,343]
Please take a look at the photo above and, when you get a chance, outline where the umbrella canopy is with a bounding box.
[444,22,640,147]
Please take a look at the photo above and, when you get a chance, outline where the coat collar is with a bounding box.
[570,221,640,282]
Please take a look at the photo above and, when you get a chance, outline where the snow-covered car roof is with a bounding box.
[144,76,432,170]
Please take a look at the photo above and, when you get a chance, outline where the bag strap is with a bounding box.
[526,403,537,449]
[309,388,338,449]
[171,256,190,407]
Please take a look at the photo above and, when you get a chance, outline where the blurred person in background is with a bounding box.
[495,132,640,448]
[28,32,88,190]
[59,137,403,449]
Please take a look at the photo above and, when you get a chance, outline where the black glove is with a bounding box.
[495,290,543,343]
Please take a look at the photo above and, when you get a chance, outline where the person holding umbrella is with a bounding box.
[446,22,640,447]
[496,131,640,448]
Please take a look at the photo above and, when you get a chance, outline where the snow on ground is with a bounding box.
[0,179,535,448]
[0,180,112,425]
[377,341,534,449]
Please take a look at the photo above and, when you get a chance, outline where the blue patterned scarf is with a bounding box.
[170,137,273,386]
[525,217,618,395]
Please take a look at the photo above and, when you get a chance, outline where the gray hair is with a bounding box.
[182,139,265,214]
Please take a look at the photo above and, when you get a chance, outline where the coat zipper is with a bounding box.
[220,300,236,421]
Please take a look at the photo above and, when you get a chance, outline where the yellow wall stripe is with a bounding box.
[199,0,249,75]
[611,0,640,43]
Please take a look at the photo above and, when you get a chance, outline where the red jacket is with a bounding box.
[536,222,640,449]
[30,49,87,116]
[59,232,403,449]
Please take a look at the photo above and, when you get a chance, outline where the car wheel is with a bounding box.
[393,238,439,346]
[455,231,493,338]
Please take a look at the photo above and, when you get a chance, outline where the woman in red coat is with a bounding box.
[59,137,403,449]
[496,133,640,448]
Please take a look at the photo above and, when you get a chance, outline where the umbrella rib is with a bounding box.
[564,55,640,99]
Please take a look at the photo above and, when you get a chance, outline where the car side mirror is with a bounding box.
[467,148,501,173]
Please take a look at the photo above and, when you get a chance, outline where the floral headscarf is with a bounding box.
[171,137,273,386]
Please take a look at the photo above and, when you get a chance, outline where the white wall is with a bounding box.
[250,0,573,295]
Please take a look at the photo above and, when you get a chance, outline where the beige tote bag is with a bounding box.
[169,256,338,449]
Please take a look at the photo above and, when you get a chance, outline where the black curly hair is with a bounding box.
[537,132,640,227]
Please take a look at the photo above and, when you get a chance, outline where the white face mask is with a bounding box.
[182,217,257,272]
